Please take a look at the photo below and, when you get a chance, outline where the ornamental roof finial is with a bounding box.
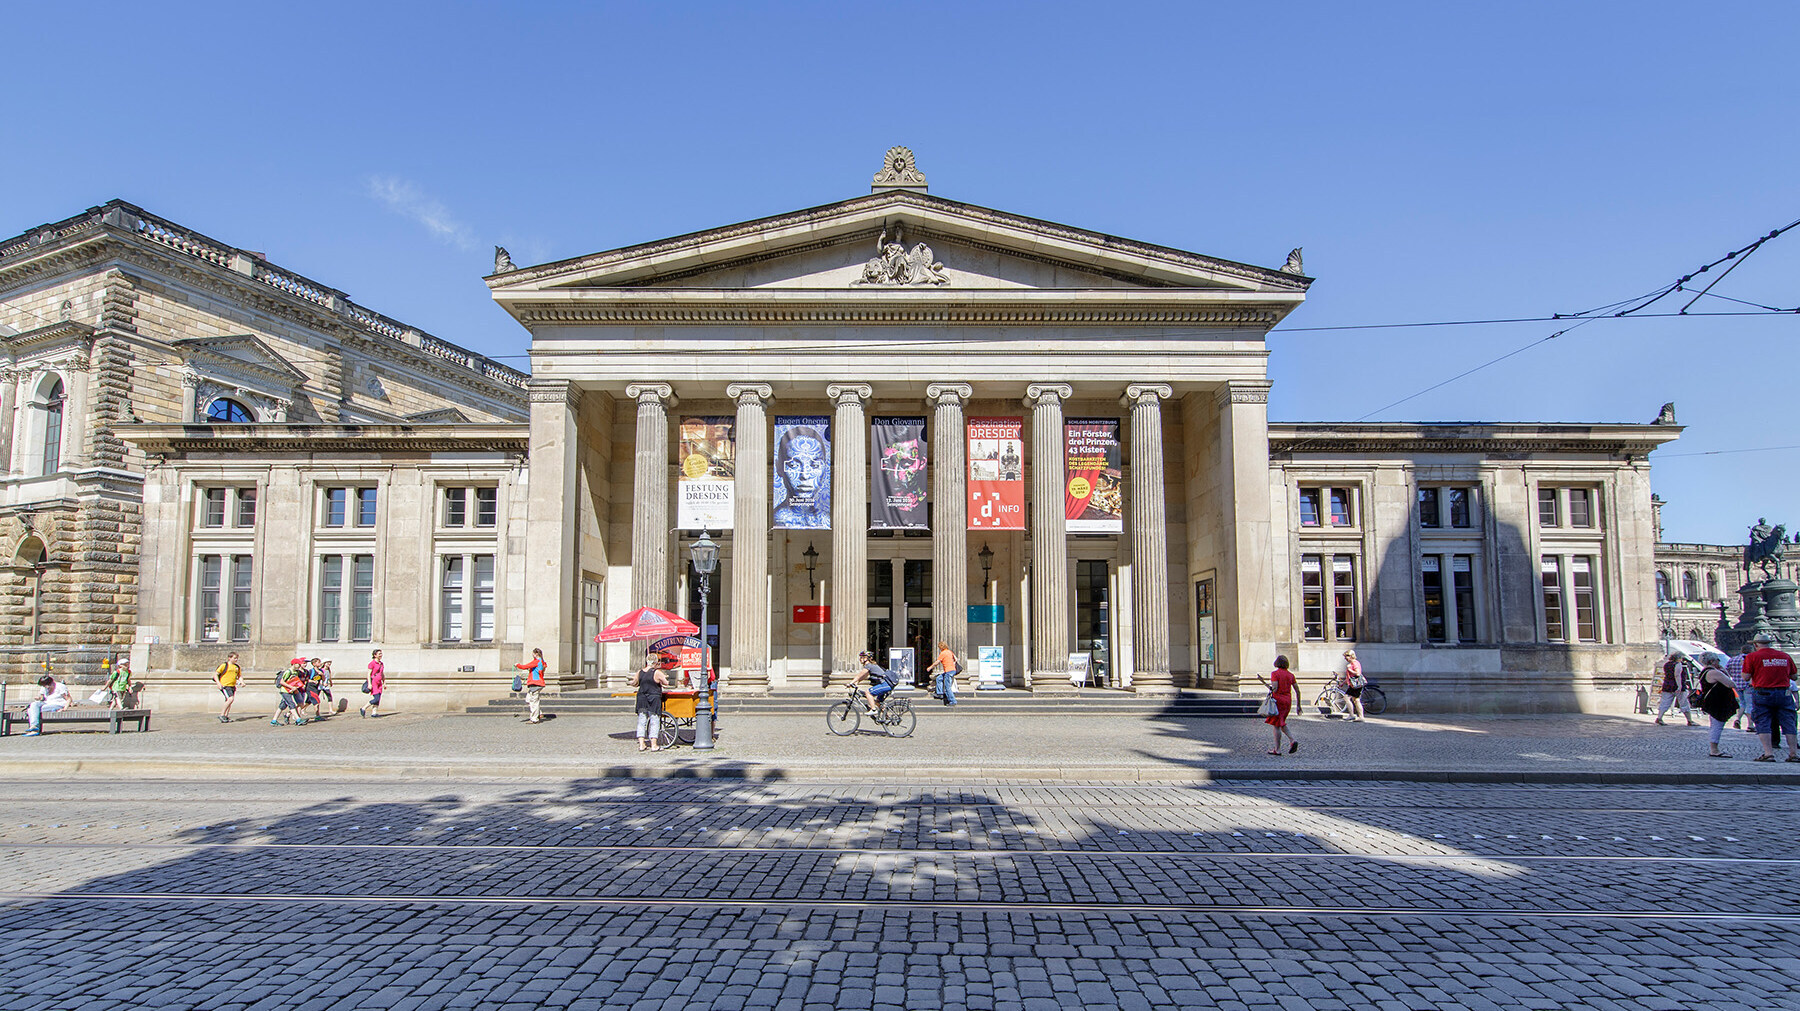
[871,146,928,194]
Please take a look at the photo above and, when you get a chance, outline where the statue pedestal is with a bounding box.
[1724,578,1800,654]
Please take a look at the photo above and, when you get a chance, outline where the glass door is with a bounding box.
[903,559,932,686]
[1076,560,1111,687]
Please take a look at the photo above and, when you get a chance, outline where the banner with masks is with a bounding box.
[1065,418,1123,533]
[677,416,735,531]
[871,416,928,530]
[773,416,831,529]
[967,416,1024,530]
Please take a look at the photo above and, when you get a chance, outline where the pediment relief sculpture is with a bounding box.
[854,223,949,286]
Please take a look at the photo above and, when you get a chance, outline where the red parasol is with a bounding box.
[596,606,699,642]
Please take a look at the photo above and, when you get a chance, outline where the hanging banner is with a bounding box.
[677,416,735,531]
[967,416,1024,530]
[773,416,831,529]
[871,416,929,530]
[1065,418,1123,533]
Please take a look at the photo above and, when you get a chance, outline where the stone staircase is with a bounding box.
[466,686,1261,717]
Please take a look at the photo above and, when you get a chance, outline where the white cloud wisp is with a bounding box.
[365,176,478,251]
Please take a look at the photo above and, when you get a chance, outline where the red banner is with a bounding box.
[791,605,831,624]
[967,416,1025,530]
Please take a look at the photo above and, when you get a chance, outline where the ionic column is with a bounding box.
[627,383,677,665]
[828,383,872,682]
[727,383,773,693]
[1124,384,1174,691]
[524,380,581,673]
[1026,383,1072,688]
[928,383,972,664]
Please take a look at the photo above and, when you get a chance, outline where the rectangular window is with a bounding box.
[319,556,344,642]
[229,555,253,642]
[235,488,257,528]
[1569,488,1593,528]
[1541,557,1566,641]
[1538,488,1560,528]
[355,487,378,527]
[1300,556,1325,640]
[441,556,465,641]
[325,488,347,527]
[473,554,495,641]
[445,487,467,527]
[198,555,222,642]
[202,489,226,528]
[351,555,374,641]
[1572,556,1597,641]
[1299,488,1322,527]
[475,487,498,527]
[1418,487,1440,529]
[1453,555,1476,643]
[1332,555,1356,640]
[1422,556,1446,644]
[1328,488,1352,527]
[1448,487,1472,529]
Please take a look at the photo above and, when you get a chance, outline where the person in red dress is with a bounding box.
[1258,655,1301,755]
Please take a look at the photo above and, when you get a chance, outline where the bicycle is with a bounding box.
[1314,677,1387,718]
[825,684,916,738]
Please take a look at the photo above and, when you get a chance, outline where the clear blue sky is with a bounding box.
[9,2,1795,545]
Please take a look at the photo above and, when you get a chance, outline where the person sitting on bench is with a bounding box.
[23,674,70,737]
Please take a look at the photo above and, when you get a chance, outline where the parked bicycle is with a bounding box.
[825,684,916,738]
[1314,677,1387,718]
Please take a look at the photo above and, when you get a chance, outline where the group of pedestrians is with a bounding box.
[1653,634,1800,760]
[208,649,385,726]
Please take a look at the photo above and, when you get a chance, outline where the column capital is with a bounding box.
[1024,383,1072,408]
[1218,380,1271,406]
[528,380,580,407]
[179,368,204,390]
[1121,383,1174,409]
[726,382,772,407]
[826,383,872,406]
[926,382,973,407]
[625,382,676,408]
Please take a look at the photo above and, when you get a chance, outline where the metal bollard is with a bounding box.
[694,694,715,750]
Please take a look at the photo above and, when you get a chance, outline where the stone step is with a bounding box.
[466,689,1260,717]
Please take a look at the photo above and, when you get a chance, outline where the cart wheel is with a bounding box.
[656,722,681,749]
[884,700,916,738]
[826,700,860,736]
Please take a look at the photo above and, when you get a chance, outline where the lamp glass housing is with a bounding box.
[691,533,720,575]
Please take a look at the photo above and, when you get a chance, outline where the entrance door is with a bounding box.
[866,560,893,660]
[1076,560,1111,687]
[867,554,932,686]
[902,559,932,687]
[685,560,722,681]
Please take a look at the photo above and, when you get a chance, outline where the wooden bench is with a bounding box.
[0,706,152,736]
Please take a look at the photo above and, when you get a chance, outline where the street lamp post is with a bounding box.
[691,531,719,750]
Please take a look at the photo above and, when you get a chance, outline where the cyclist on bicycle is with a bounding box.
[852,650,899,716]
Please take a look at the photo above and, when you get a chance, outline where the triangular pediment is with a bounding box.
[489,191,1309,295]
[172,334,307,385]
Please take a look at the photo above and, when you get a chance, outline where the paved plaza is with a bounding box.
[2,708,1799,1009]
[0,776,1795,1010]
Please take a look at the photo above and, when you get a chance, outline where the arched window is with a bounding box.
[206,398,254,423]
[40,378,64,475]
[1655,571,1672,602]
[15,537,45,644]
[1682,571,1698,600]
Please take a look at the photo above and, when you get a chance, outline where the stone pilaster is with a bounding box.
[727,383,772,693]
[1124,384,1174,691]
[0,368,21,474]
[525,381,582,673]
[179,369,202,423]
[828,383,871,682]
[1026,383,1072,688]
[627,384,677,661]
[1215,380,1273,688]
[928,383,972,664]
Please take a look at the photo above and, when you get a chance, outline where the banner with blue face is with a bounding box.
[773,416,831,529]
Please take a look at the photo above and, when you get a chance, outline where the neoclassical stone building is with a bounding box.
[2,155,1680,712]
[0,201,527,704]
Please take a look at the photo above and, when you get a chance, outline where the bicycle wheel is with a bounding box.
[826,700,861,736]
[656,720,681,750]
[884,700,916,738]
[1361,687,1388,716]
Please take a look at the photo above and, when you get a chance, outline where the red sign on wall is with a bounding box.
[792,605,831,623]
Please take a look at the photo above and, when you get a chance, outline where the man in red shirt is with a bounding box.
[1742,631,1799,762]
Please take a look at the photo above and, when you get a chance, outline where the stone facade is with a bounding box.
[1,202,526,706]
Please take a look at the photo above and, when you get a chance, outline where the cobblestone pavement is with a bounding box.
[1,779,1795,1009]
[4,709,1799,784]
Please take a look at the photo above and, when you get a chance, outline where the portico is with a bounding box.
[491,150,1307,693]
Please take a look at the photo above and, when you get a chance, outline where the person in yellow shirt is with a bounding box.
[214,652,242,723]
